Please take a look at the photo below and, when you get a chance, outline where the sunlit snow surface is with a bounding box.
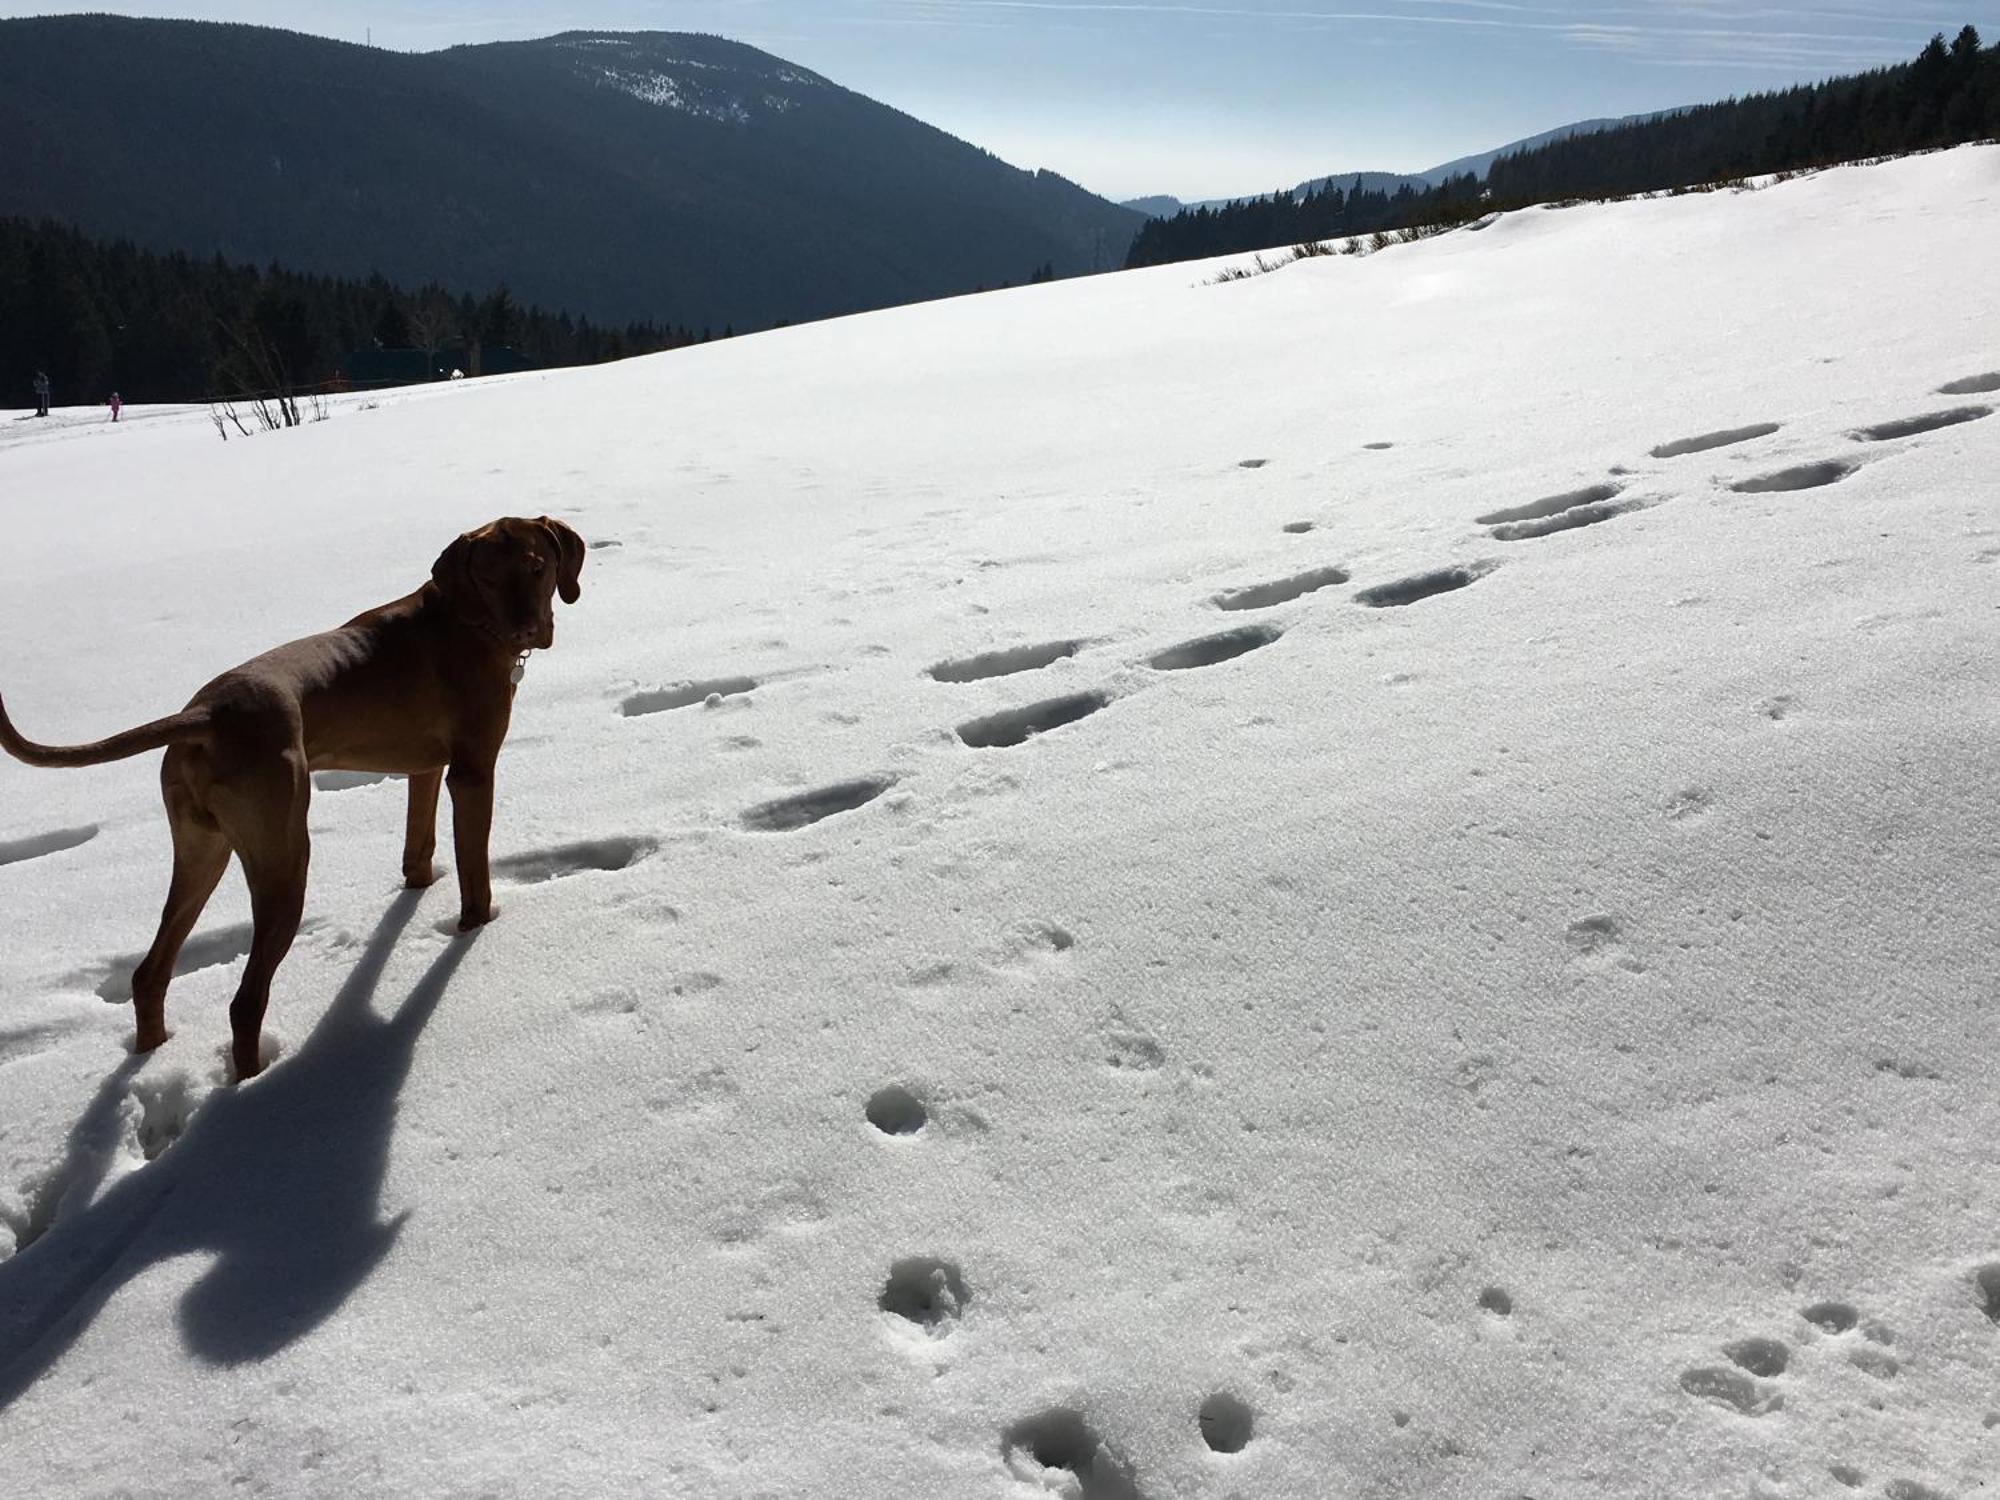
[2,149,1999,1498]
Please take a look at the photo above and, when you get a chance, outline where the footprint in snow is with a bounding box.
[1150,625,1282,672]
[0,823,99,868]
[1678,1364,1783,1416]
[1850,405,1991,442]
[1563,915,1645,972]
[1282,520,1316,534]
[741,776,897,832]
[1801,1300,1859,1333]
[130,1068,203,1162]
[1211,565,1349,612]
[1198,1393,1255,1454]
[1493,494,1651,542]
[1354,562,1497,609]
[1664,788,1714,821]
[866,1085,928,1136]
[1477,482,1658,541]
[82,919,321,1004]
[1649,422,1782,458]
[1796,1299,1903,1380]
[1938,371,2000,396]
[621,676,758,717]
[491,836,657,886]
[1237,458,1269,469]
[1729,459,1858,493]
[1477,483,1624,528]
[928,640,1083,683]
[570,987,645,1022]
[1102,1018,1165,1072]
[1973,1263,2000,1323]
[1874,1056,1942,1081]
[1722,1336,1790,1377]
[956,692,1108,749]
[4,1060,208,1257]
[1002,1410,1144,1500]
[990,918,1077,969]
[879,1257,968,1336]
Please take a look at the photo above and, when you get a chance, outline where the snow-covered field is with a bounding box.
[3,147,1998,1499]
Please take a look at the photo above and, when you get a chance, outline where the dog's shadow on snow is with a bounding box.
[0,889,471,1408]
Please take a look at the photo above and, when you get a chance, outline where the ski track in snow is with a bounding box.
[1,147,1998,1498]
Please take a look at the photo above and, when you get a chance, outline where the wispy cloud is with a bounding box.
[860,0,1970,68]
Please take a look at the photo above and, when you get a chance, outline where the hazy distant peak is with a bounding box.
[1140,109,1681,217]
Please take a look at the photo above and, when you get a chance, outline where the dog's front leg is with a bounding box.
[446,757,498,931]
[403,768,443,888]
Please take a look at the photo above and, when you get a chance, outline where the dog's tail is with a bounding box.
[0,692,213,769]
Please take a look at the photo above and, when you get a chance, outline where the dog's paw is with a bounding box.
[455,905,498,934]
[403,864,439,889]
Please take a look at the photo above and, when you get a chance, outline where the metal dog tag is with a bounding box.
[510,660,527,686]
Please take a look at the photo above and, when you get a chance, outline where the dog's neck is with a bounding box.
[424,582,528,667]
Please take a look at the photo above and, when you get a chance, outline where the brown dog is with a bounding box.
[0,516,584,1078]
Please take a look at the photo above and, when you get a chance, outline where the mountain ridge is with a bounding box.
[0,16,1143,331]
[1121,111,1672,216]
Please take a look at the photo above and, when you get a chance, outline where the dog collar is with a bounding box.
[511,650,532,686]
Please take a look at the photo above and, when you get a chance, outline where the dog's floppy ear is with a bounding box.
[431,530,487,614]
[536,516,585,605]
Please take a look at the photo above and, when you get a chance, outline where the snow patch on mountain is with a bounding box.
[596,68,753,123]
[557,33,824,123]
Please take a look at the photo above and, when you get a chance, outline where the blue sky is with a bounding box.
[6,3,1993,199]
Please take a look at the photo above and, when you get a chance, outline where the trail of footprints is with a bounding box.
[1469,375,1993,543]
[1673,1278,2000,1495]
[865,1064,1246,1492]
[928,552,1494,755]
[561,376,1995,827]
[587,513,1506,839]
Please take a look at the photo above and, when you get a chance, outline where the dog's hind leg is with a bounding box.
[131,774,231,1053]
[402,768,443,889]
[212,752,312,1081]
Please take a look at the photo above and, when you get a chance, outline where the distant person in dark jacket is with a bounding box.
[32,370,50,417]
[109,391,122,423]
